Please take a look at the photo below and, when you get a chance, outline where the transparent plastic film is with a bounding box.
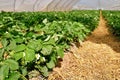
[1,0,120,11]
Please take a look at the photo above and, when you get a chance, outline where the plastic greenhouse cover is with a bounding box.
[0,0,120,11]
[0,0,14,11]
[73,0,120,10]
[0,0,53,11]
[46,0,61,11]
[15,0,53,11]
[47,0,79,11]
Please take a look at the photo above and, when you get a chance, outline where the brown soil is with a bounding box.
[48,13,120,80]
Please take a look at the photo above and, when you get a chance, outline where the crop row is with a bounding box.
[0,10,99,80]
[102,11,120,36]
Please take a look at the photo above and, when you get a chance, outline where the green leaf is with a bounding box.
[27,40,42,51]
[44,35,51,41]
[50,53,57,63]
[21,67,27,76]
[0,65,9,80]
[35,40,43,51]
[25,48,35,62]
[41,45,53,56]
[1,38,8,48]
[14,38,24,43]
[35,65,48,77]
[42,70,49,77]
[3,32,12,38]
[40,66,48,77]
[46,60,55,69]
[27,41,37,50]
[84,28,90,33]
[6,39,16,51]
[0,48,4,59]
[14,44,26,52]
[34,25,42,32]
[26,32,34,37]
[56,47,64,58]
[78,35,84,41]
[39,56,46,63]
[36,44,42,52]
[44,38,56,46]
[13,52,23,61]
[5,71,21,80]
[4,59,19,70]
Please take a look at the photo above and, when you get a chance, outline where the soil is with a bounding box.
[48,13,120,80]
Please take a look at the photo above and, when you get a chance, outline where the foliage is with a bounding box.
[0,10,99,79]
[102,11,120,36]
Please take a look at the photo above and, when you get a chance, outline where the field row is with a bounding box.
[0,10,107,80]
[103,11,120,37]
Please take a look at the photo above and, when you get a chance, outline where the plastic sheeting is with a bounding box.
[0,0,15,11]
[0,0,79,11]
[0,0,53,11]
[15,0,53,11]
[0,0,120,11]
[46,0,79,11]
[73,0,120,10]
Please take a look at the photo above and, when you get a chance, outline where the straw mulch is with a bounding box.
[48,14,120,80]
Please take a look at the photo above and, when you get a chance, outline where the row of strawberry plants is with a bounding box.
[102,11,120,36]
[0,10,99,31]
[0,10,99,80]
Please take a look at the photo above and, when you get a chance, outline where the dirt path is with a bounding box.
[48,13,120,80]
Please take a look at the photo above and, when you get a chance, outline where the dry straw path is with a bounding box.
[48,13,120,80]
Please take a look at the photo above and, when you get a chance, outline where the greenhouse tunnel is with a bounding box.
[1,0,120,80]
[0,0,120,11]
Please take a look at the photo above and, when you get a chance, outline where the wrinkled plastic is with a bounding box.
[0,0,120,11]
[73,0,120,10]
[0,0,79,11]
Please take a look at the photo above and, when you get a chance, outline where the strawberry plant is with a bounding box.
[0,10,99,79]
[103,11,120,36]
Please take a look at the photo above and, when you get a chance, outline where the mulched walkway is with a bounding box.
[48,13,120,80]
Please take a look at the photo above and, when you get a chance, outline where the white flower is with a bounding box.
[6,31,8,33]
[35,54,40,60]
